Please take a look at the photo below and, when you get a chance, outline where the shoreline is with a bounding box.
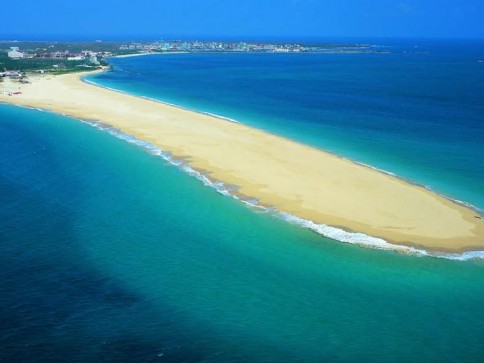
[1,70,483,255]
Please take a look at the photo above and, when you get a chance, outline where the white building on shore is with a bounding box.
[8,47,25,59]
[67,55,84,61]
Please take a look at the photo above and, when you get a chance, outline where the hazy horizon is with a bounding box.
[2,35,484,44]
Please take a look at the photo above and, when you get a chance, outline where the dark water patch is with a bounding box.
[0,170,144,362]
[0,108,212,362]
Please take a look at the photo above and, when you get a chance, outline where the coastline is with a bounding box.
[1,71,483,254]
[110,51,189,59]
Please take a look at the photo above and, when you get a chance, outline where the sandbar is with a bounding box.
[1,71,483,252]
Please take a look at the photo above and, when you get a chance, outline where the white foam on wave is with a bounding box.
[82,77,124,94]
[203,112,240,123]
[275,212,484,261]
[353,160,397,177]
[78,119,484,261]
[80,120,240,199]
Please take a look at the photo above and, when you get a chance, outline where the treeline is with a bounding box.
[0,41,124,54]
[0,55,103,74]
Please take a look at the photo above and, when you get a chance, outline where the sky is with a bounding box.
[1,0,483,40]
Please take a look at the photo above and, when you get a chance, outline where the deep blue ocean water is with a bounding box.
[1,40,484,362]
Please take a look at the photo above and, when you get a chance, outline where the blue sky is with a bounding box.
[1,0,483,40]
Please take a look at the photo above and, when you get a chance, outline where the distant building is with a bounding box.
[4,71,22,78]
[8,49,25,59]
[89,55,100,65]
[67,56,84,61]
[80,50,95,57]
[51,51,68,58]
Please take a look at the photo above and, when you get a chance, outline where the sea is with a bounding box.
[1,39,483,362]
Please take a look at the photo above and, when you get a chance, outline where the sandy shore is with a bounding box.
[1,71,483,252]
[110,53,158,59]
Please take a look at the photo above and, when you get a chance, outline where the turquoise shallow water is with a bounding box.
[1,103,484,362]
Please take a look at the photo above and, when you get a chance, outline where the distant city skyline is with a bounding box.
[1,0,483,40]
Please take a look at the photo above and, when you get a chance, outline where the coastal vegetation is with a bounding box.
[0,41,124,54]
[0,54,102,74]
[0,41,114,74]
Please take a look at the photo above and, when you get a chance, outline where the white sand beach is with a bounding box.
[1,71,483,252]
